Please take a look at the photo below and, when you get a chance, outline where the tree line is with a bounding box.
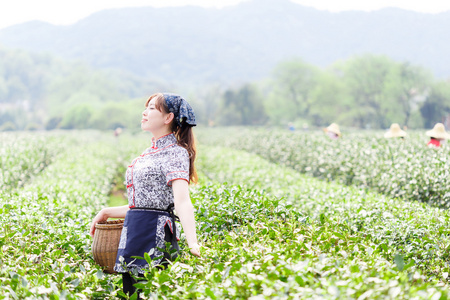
[0,47,166,131]
[196,55,450,129]
[0,47,449,131]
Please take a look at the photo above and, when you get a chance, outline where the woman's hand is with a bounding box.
[89,205,129,238]
[189,243,201,257]
[89,210,108,238]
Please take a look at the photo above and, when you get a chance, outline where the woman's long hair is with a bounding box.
[146,93,198,184]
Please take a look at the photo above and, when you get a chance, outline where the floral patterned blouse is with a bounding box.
[125,133,189,209]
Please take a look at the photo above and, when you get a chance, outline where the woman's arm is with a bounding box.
[172,179,200,257]
[89,205,129,237]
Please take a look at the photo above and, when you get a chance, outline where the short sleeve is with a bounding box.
[163,147,190,186]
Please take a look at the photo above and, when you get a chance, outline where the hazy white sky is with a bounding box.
[1,0,449,30]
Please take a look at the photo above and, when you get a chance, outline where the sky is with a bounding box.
[0,0,449,30]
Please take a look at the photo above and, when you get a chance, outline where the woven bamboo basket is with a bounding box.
[92,219,124,274]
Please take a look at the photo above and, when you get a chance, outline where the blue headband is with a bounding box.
[163,93,196,128]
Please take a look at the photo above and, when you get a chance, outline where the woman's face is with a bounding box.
[141,98,169,132]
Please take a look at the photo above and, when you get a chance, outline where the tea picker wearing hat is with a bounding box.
[426,123,450,148]
[384,123,407,139]
[324,123,341,139]
[90,93,200,298]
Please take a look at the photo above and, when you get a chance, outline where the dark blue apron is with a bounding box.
[114,205,179,274]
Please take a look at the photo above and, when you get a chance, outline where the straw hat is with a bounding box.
[426,123,450,140]
[384,123,407,138]
[324,123,341,136]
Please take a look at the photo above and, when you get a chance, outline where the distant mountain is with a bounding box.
[0,0,449,84]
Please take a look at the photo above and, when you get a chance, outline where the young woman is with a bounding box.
[90,93,200,297]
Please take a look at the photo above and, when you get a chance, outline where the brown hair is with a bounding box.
[146,93,198,184]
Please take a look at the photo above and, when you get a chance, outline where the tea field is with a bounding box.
[1,129,450,299]
[197,128,450,207]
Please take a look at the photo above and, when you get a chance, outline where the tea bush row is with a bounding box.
[0,133,136,299]
[196,145,450,280]
[0,132,71,190]
[197,128,450,207]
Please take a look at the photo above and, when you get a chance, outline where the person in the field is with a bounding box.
[324,123,341,139]
[384,123,407,139]
[90,93,200,299]
[426,123,450,148]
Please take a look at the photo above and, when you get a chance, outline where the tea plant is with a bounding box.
[0,133,135,299]
[197,145,450,280]
[134,182,447,299]
[2,130,450,299]
[197,128,450,207]
[0,132,70,190]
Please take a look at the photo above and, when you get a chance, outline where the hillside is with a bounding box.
[0,47,168,130]
[0,0,449,84]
